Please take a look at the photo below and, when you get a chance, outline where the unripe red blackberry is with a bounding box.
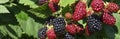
[51,0,59,4]
[66,24,77,35]
[46,28,56,39]
[72,2,86,21]
[106,2,119,12]
[75,24,84,34]
[102,9,116,26]
[65,12,72,19]
[48,2,59,12]
[85,25,91,36]
[91,0,104,12]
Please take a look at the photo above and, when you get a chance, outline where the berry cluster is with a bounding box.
[38,0,119,39]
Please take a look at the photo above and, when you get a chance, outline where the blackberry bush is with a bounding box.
[0,0,120,39]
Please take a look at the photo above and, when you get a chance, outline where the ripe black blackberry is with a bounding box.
[52,17,66,36]
[38,27,47,39]
[87,14,102,32]
[65,33,75,39]
[45,16,55,25]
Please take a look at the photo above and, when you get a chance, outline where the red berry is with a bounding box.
[65,12,72,19]
[51,0,59,4]
[91,0,104,12]
[102,9,116,26]
[72,2,86,21]
[76,25,84,34]
[106,2,119,12]
[85,25,91,36]
[48,2,59,12]
[66,24,77,35]
[46,29,56,39]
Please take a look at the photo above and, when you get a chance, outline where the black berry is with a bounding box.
[38,27,47,39]
[87,14,102,32]
[52,17,66,35]
[65,33,75,39]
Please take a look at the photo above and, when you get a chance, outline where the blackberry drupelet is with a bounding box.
[52,17,66,35]
[38,27,47,39]
[87,14,102,32]
[65,33,75,39]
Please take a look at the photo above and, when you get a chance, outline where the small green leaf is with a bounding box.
[61,5,73,16]
[19,0,38,8]
[0,5,10,13]
[59,0,76,7]
[0,0,9,4]
[15,11,44,38]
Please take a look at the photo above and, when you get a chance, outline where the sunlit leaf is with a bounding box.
[15,11,44,38]
[19,0,38,8]
[0,5,10,13]
[0,0,9,4]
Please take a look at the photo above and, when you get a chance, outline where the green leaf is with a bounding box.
[4,25,18,39]
[103,24,115,39]
[8,24,22,38]
[113,13,120,39]
[59,0,76,7]
[0,25,7,36]
[0,0,9,4]
[61,5,73,16]
[15,11,44,38]
[0,5,10,13]
[28,4,52,18]
[113,13,120,34]
[19,0,38,8]
[115,34,120,39]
